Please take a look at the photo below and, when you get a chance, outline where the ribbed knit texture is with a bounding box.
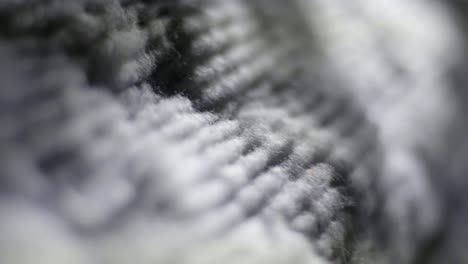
[0,1,466,264]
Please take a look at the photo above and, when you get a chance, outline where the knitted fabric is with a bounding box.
[0,1,465,264]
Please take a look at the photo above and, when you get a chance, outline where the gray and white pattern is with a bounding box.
[0,1,467,264]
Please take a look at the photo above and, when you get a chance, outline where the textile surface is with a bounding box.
[1,1,468,263]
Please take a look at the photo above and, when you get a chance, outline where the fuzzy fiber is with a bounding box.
[0,1,467,264]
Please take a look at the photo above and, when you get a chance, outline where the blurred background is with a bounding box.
[1,0,468,263]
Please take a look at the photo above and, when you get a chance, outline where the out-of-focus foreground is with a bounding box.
[1,1,468,264]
